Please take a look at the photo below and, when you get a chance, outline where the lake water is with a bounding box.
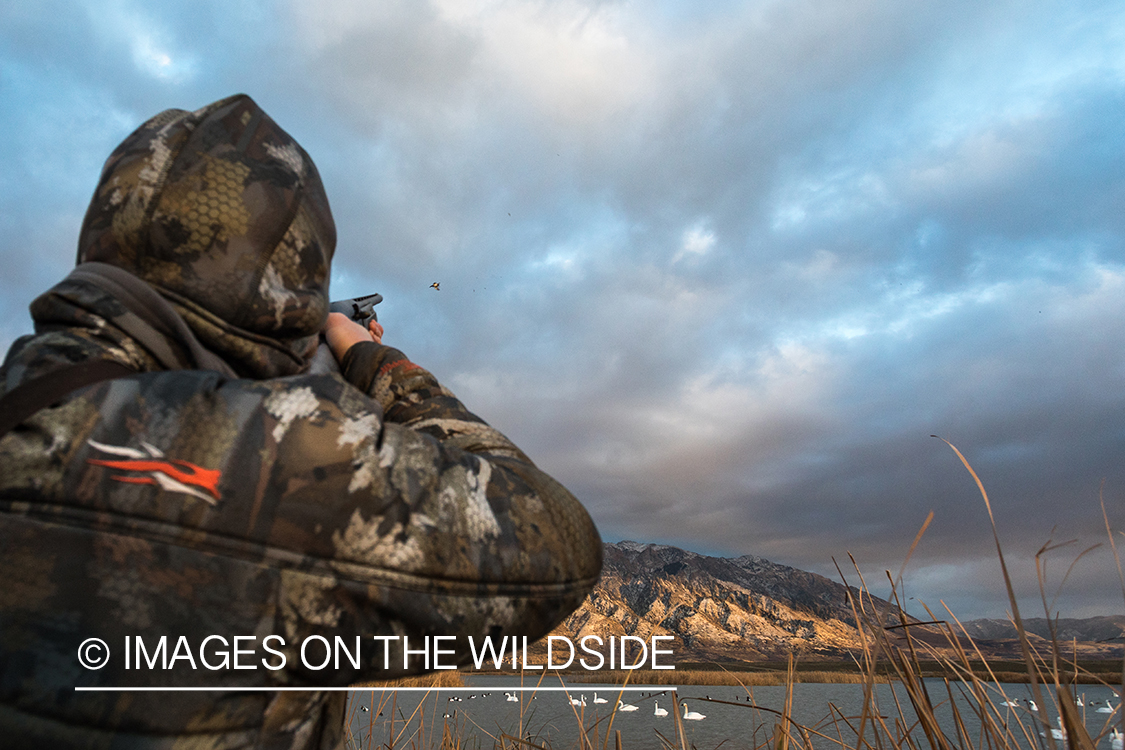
[344,677,1123,750]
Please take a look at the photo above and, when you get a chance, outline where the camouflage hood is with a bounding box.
[74,94,336,378]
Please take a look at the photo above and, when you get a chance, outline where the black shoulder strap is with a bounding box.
[0,360,134,441]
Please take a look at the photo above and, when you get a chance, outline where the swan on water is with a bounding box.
[654,702,668,717]
[1039,718,1066,741]
[682,703,706,721]
[617,701,638,712]
[593,693,608,704]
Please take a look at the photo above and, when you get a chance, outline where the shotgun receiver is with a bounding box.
[310,293,383,374]
[329,293,382,326]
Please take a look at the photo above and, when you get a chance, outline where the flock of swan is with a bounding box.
[435,689,1120,733]
[1000,697,1119,715]
[560,694,706,720]
[450,691,708,721]
[556,691,1122,728]
[1037,716,1123,746]
[996,695,1121,746]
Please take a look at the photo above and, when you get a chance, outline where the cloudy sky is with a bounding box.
[3,0,1124,621]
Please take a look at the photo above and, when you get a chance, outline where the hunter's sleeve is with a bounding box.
[328,342,605,656]
[340,341,532,457]
[0,344,601,687]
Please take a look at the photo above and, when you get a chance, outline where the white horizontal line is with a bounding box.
[74,686,677,693]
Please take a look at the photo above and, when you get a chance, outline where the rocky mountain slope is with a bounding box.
[544,541,894,662]
[542,542,1123,664]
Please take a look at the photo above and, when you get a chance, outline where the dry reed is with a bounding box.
[566,668,890,686]
[353,670,466,689]
[343,439,1124,749]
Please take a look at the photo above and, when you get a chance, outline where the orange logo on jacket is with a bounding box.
[86,440,221,505]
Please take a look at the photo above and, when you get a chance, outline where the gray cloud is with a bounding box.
[3,0,1124,621]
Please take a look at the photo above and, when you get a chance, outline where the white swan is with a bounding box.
[1109,729,1122,750]
[505,692,519,702]
[617,700,638,712]
[1001,699,1019,707]
[1028,700,1038,712]
[1039,718,1066,740]
[593,693,608,704]
[654,701,668,717]
[570,695,587,707]
[682,703,706,720]
[1097,701,1117,714]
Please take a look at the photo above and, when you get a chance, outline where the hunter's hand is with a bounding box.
[324,312,384,362]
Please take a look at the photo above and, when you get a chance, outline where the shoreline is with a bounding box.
[465,659,1125,686]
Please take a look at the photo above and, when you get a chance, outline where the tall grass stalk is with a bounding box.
[345,440,1123,749]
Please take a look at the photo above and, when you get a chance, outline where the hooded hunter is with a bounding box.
[0,94,601,749]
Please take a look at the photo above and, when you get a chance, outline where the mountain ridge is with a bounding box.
[541,541,1124,663]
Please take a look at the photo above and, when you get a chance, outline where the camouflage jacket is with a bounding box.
[0,95,601,749]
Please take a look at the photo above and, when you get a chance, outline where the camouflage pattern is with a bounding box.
[0,95,602,749]
[78,93,335,379]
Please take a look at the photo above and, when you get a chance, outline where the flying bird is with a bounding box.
[430,282,440,291]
